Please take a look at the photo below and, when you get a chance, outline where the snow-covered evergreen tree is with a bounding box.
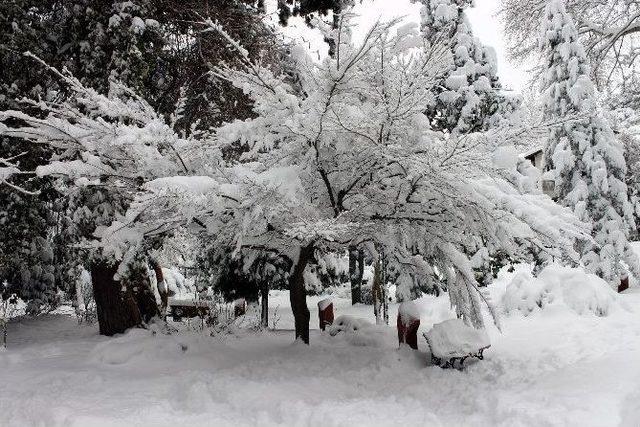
[541,0,640,285]
[414,0,516,134]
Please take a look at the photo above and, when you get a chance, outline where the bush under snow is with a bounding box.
[327,315,392,347]
[501,264,619,317]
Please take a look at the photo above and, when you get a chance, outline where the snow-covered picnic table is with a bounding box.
[424,318,490,368]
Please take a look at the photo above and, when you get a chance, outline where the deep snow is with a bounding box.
[2,266,640,427]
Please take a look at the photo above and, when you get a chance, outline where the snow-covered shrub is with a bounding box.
[328,315,372,335]
[327,315,390,347]
[359,266,375,304]
[501,265,618,317]
[303,266,324,295]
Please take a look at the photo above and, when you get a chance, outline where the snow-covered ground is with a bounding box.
[2,266,640,426]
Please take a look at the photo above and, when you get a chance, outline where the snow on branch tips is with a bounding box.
[198,15,591,330]
[0,151,38,196]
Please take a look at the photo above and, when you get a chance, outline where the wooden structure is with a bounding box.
[397,301,420,349]
[318,299,334,331]
[619,275,630,293]
[234,298,247,318]
[170,300,210,321]
[397,312,420,350]
[424,318,490,369]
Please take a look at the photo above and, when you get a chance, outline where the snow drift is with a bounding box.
[501,264,619,316]
[327,315,392,347]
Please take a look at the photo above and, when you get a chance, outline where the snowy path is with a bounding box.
[2,288,640,426]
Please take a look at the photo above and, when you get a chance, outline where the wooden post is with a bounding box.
[619,274,629,293]
[234,298,247,317]
[318,298,334,331]
[260,283,269,328]
[397,302,420,350]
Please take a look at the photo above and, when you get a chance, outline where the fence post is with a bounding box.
[234,298,247,318]
[397,301,420,350]
[318,298,334,331]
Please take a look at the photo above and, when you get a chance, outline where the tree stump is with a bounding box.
[619,275,629,293]
[318,298,334,331]
[234,298,247,317]
[397,301,420,350]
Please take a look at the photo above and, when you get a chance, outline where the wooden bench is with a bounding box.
[169,300,211,321]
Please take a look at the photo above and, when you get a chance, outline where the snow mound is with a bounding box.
[328,315,372,335]
[398,300,420,323]
[327,315,390,347]
[424,319,490,359]
[501,264,618,316]
[88,329,190,366]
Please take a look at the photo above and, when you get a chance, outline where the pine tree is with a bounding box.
[416,0,516,135]
[541,0,640,285]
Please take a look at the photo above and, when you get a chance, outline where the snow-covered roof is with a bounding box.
[522,146,543,159]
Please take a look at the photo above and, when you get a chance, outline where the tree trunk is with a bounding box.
[372,258,384,325]
[151,259,168,318]
[91,260,142,336]
[382,257,389,325]
[349,246,364,305]
[260,282,269,328]
[289,244,314,344]
[124,259,160,324]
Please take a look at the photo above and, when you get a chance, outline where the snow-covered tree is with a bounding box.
[195,16,584,341]
[540,0,640,285]
[609,108,640,240]
[501,0,640,116]
[0,16,588,344]
[413,0,517,134]
[0,57,196,333]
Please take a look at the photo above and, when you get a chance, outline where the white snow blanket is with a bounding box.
[424,318,490,359]
[501,264,618,316]
[4,264,640,426]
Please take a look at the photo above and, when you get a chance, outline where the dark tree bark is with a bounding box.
[91,260,142,336]
[124,259,161,324]
[349,245,364,305]
[289,243,314,344]
[260,281,269,328]
[150,259,169,318]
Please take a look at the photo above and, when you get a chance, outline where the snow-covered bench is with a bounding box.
[423,319,490,369]
[169,299,211,321]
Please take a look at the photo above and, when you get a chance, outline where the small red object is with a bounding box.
[619,276,629,293]
[318,299,334,331]
[397,313,420,350]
